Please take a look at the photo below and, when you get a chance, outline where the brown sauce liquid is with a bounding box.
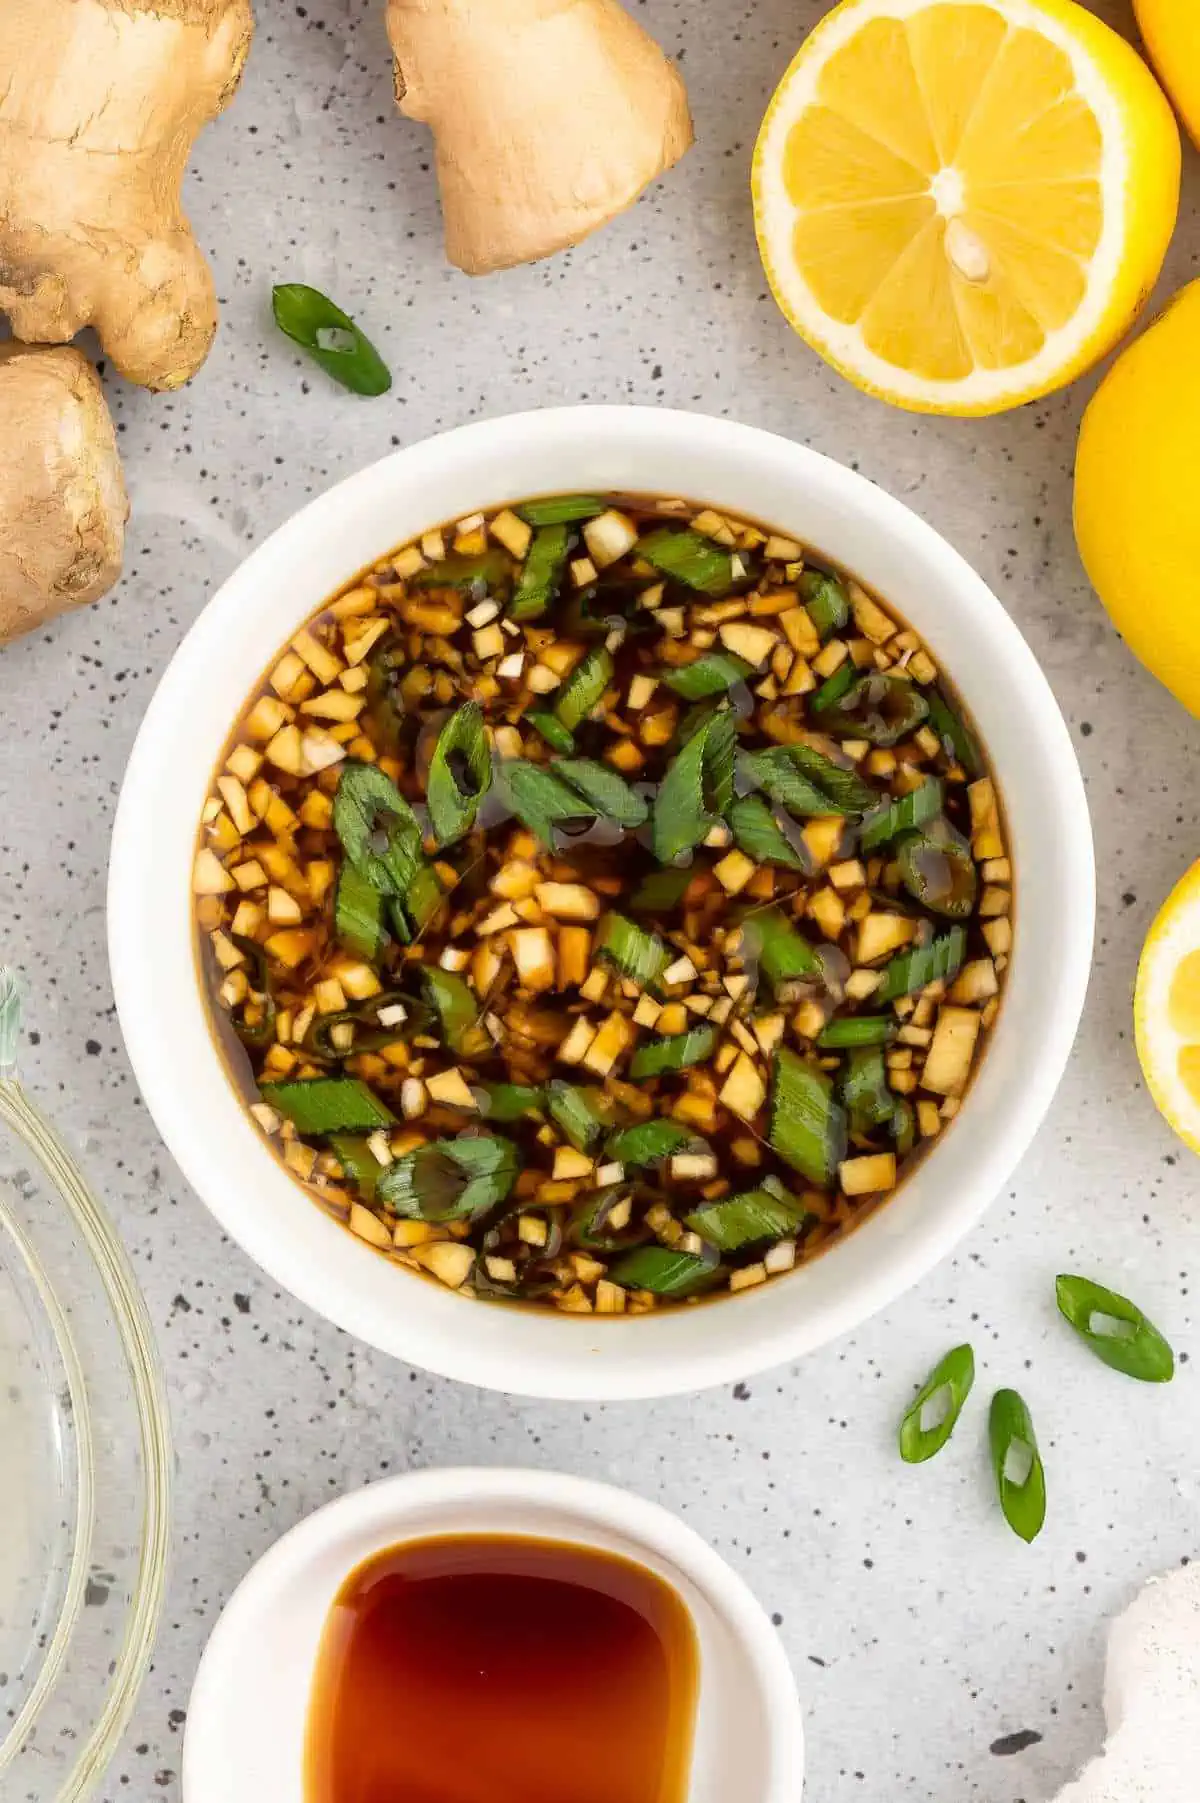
[305,1533,699,1803]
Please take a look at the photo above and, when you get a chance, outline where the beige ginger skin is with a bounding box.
[0,0,254,391]
[387,0,694,274]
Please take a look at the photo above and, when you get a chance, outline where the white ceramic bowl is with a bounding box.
[182,1467,803,1803]
[109,406,1094,1399]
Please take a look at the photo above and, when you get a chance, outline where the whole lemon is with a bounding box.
[1135,0,1200,148]
[1074,280,1200,717]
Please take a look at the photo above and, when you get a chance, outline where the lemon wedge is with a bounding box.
[752,0,1180,414]
[1135,860,1200,1158]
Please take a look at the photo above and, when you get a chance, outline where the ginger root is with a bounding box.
[0,0,254,391]
[0,345,128,644]
[387,0,693,274]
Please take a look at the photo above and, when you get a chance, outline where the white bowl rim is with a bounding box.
[109,404,1095,1400]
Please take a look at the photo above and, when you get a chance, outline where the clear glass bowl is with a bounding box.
[0,972,171,1801]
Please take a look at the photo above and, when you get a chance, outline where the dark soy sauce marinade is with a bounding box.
[194,493,1012,1314]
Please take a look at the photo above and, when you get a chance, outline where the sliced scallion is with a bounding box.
[569,1185,649,1252]
[637,526,737,595]
[738,908,821,986]
[726,794,810,871]
[685,1189,803,1251]
[472,1081,546,1123]
[629,866,693,914]
[737,748,836,819]
[859,777,944,851]
[874,927,967,1003]
[379,1134,518,1221]
[426,701,492,846]
[328,1133,382,1203]
[660,651,754,700]
[927,687,983,778]
[517,494,606,526]
[547,1081,613,1152]
[411,548,511,592]
[271,283,391,396]
[896,828,978,919]
[608,1243,719,1296]
[629,1025,718,1080]
[333,861,389,963]
[799,569,850,640]
[557,759,649,829]
[840,1047,895,1131]
[898,1344,975,1463]
[400,863,443,937]
[605,1118,694,1167]
[989,1389,1046,1543]
[784,746,878,814]
[493,759,597,848]
[810,658,858,715]
[553,646,614,732]
[812,671,930,746]
[228,937,276,1048]
[333,762,425,900]
[511,523,570,620]
[526,711,575,754]
[420,967,491,1059]
[595,912,670,991]
[652,708,736,864]
[259,1076,395,1136]
[768,1047,846,1188]
[817,1016,895,1049]
[1055,1275,1175,1382]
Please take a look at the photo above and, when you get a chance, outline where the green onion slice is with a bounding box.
[629,866,693,914]
[511,524,570,621]
[426,701,492,846]
[400,864,444,938]
[569,1185,650,1252]
[605,1119,694,1167]
[554,646,614,732]
[809,658,858,715]
[259,1076,395,1136]
[800,570,850,640]
[738,908,821,986]
[595,912,670,992]
[228,937,277,1049]
[333,761,426,900]
[660,652,754,700]
[420,967,491,1060]
[874,927,967,1003]
[493,759,597,848]
[1055,1275,1175,1383]
[726,795,810,872]
[379,1134,519,1222]
[608,1243,720,1296]
[840,1046,895,1132]
[271,284,392,396]
[526,711,576,754]
[737,748,837,819]
[303,991,421,1062]
[472,1081,546,1123]
[898,1344,975,1463]
[328,1133,382,1203]
[547,1081,613,1152]
[333,862,389,963]
[784,746,878,814]
[926,688,983,778]
[896,828,978,919]
[630,1025,719,1080]
[989,1389,1047,1543]
[859,777,944,850]
[411,549,512,592]
[517,494,607,526]
[637,526,737,595]
[891,1096,916,1158]
[557,759,649,829]
[812,671,930,746]
[817,1016,895,1049]
[652,708,736,864]
[769,1047,846,1188]
[685,1189,803,1251]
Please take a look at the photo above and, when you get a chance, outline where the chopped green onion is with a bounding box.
[637,526,737,595]
[989,1389,1046,1543]
[556,759,649,829]
[926,687,983,778]
[493,759,597,848]
[1055,1275,1175,1383]
[328,1133,382,1203]
[526,711,575,754]
[605,1119,694,1167]
[411,548,512,592]
[629,866,693,914]
[227,936,276,1049]
[898,1344,975,1463]
[809,658,858,715]
[379,1134,518,1222]
[737,748,836,819]
[333,762,425,900]
[259,1076,395,1136]
[472,1081,546,1123]
[517,494,606,526]
[511,524,570,620]
[595,912,670,991]
[547,1081,613,1152]
[652,708,736,864]
[799,569,850,640]
[817,1016,895,1049]
[768,1048,846,1188]
[420,967,491,1059]
[726,795,810,872]
[608,1244,719,1296]
[896,828,978,919]
[784,746,878,814]
[660,652,754,700]
[304,993,419,1062]
[271,284,391,396]
[426,702,492,846]
[569,1185,649,1252]
[674,697,723,750]
[553,646,614,732]
[333,861,389,962]
[400,863,443,936]
[891,1096,916,1157]
[812,671,930,746]
[738,908,821,985]
[859,777,944,851]
[684,1189,803,1251]
[874,927,967,1003]
[840,1047,895,1132]
[630,1025,718,1080]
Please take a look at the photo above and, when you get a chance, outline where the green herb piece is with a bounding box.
[595,913,670,992]
[228,937,276,1049]
[800,570,850,640]
[410,549,512,592]
[812,671,930,746]
[547,1082,613,1152]
[333,762,425,900]
[726,795,810,872]
[840,1047,895,1132]
[472,1081,546,1123]
[652,708,736,864]
[569,1185,649,1252]
[259,1076,395,1136]
[511,523,570,620]
[527,711,576,754]
[304,993,418,1062]
[557,759,649,829]
[661,652,754,700]
[401,864,443,936]
[891,1096,916,1157]
[898,1344,975,1463]
[737,748,836,819]
[630,1025,719,1080]
[926,688,983,778]
[608,1244,719,1296]
[685,1189,802,1251]
[605,1119,694,1167]
[379,1134,519,1222]
[769,1048,846,1187]
[874,927,967,1004]
[896,828,978,919]
[674,697,723,750]
[739,908,821,986]
[629,866,693,913]
[784,746,878,814]
[328,1133,382,1203]
[493,759,597,848]
[817,1017,895,1049]
[426,702,492,846]
[859,777,944,851]
[420,967,491,1060]
[637,526,737,595]
[517,494,607,526]
[333,862,389,963]
[1055,1275,1175,1383]
[271,283,391,396]
[989,1390,1047,1543]
[554,646,614,732]
[810,658,858,715]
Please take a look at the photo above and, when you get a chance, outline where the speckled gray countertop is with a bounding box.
[3,2,1200,1798]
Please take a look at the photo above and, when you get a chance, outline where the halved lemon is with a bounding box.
[1135,861,1200,1158]
[752,0,1181,415]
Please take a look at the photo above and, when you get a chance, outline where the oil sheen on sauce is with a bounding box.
[305,1533,699,1803]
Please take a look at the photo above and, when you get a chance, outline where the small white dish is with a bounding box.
[182,1466,803,1803]
[109,405,1095,1399]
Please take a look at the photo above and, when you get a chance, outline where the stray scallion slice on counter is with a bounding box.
[595,912,670,991]
[629,1025,719,1080]
[799,569,850,640]
[333,862,389,963]
[652,708,736,864]
[271,283,392,396]
[769,1048,846,1187]
[547,1081,613,1152]
[380,1134,519,1221]
[1055,1275,1175,1383]
[860,777,944,851]
[426,701,492,846]
[553,645,614,733]
[517,494,606,526]
[898,1344,975,1463]
[333,762,425,900]
[556,760,649,828]
[605,1119,694,1167]
[260,1077,396,1136]
[637,526,738,595]
[726,795,810,871]
[525,710,576,754]
[661,651,754,700]
[989,1389,1047,1543]
[511,524,570,620]
[608,1243,719,1296]
[493,758,597,848]
[874,927,967,1003]
[685,1189,803,1251]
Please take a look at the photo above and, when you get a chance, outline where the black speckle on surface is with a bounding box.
[990,1730,1043,1757]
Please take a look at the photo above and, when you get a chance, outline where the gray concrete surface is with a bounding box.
[3,2,1200,1797]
